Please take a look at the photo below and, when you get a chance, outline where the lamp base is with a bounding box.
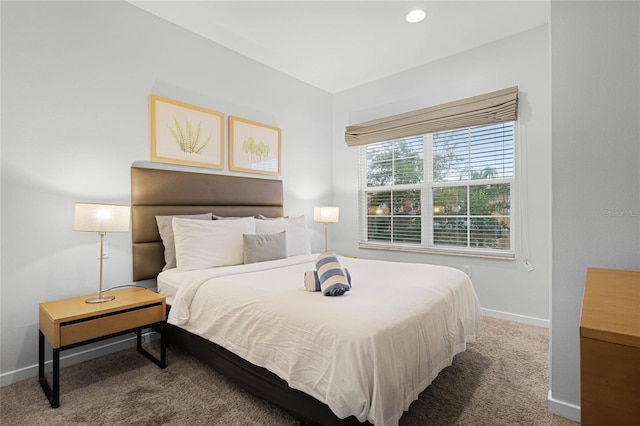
[85,295,115,304]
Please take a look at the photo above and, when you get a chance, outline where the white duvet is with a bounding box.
[162,254,481,425]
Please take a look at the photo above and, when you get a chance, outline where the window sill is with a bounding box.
[358,242,515,260]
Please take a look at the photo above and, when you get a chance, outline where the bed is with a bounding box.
[131,165,481,426]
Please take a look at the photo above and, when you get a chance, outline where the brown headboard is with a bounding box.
[131,166,284,281]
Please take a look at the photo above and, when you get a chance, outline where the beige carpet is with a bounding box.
[1,316,579,425]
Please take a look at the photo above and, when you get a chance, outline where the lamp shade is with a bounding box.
[314,206,339,223]
[74,203,131,233]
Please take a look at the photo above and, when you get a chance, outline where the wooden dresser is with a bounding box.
[580,267,640,425]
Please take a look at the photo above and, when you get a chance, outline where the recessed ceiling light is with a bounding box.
[405,9,427,24]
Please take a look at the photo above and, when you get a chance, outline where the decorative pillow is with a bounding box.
[155,213,212,270]
[304,268,351,292]
[314,252,351,296]
[255,215,311,257]
[243,231,287,264]
[172,216,255,271]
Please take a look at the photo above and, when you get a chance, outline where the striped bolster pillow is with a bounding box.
[315,252,351,296]
[304,268,351,292]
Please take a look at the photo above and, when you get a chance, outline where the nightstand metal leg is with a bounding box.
[38,331,60,408]
[135,323,166,369]
[52,348,60,407]
[38,331,44,381]
[160,321,166,368]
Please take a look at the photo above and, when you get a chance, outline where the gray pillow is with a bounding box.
[156,213,212,270]
[243,231,287,264]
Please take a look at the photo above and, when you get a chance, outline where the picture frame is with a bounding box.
[149,94,224,169]
[229,116,281,176]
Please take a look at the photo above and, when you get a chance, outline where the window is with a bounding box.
[360,122,514,257]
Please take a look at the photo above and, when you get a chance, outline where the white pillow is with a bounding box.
[172,216,255,270]
[155,213,212,270]
[255,215,311,257]
[257,214,289,220]
[212,215,254,220]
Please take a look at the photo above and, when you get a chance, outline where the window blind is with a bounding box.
[359,121,514,255]
[345,86,518,147]
[433,123,514,182]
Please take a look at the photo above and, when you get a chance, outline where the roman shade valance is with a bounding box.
[345,86,518,147]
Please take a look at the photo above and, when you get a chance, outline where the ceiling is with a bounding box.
[128,1,550,94]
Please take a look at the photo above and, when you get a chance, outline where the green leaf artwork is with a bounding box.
[168,117,211,154]
[242,135,271,165]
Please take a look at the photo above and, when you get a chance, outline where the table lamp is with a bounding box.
[74,203,131,303]
[314,206,339,252]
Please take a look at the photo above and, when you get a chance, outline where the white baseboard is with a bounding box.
[0,332,157,387]
[548,391,581,422]
[481,308,549,328]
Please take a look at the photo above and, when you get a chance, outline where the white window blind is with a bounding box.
[360,122,514,256]
[362,136,424,244]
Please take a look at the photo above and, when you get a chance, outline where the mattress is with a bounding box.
[160,254,481,425]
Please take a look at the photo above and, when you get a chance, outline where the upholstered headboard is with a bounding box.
[131,166,284,281]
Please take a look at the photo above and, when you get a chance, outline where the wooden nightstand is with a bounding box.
[38,287,166,408]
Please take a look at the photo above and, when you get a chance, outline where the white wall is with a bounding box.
[0,1,333,384]
[332,25,552,325]
[549,1,640,421]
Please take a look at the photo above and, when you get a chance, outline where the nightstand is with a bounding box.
[38,287,166,408]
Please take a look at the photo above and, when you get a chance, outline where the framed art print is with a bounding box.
[229,116,281,176]
[149,94,224,169]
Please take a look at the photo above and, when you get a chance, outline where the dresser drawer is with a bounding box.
[59,304,163,347]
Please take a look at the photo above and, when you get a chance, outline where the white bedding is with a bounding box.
[156,268,182,305]
[161,254,481,425]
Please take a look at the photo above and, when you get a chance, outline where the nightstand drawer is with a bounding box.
[59,304,162,347]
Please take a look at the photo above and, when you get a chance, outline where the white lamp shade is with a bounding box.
[314,206,339,223]
[74,203,131,232]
